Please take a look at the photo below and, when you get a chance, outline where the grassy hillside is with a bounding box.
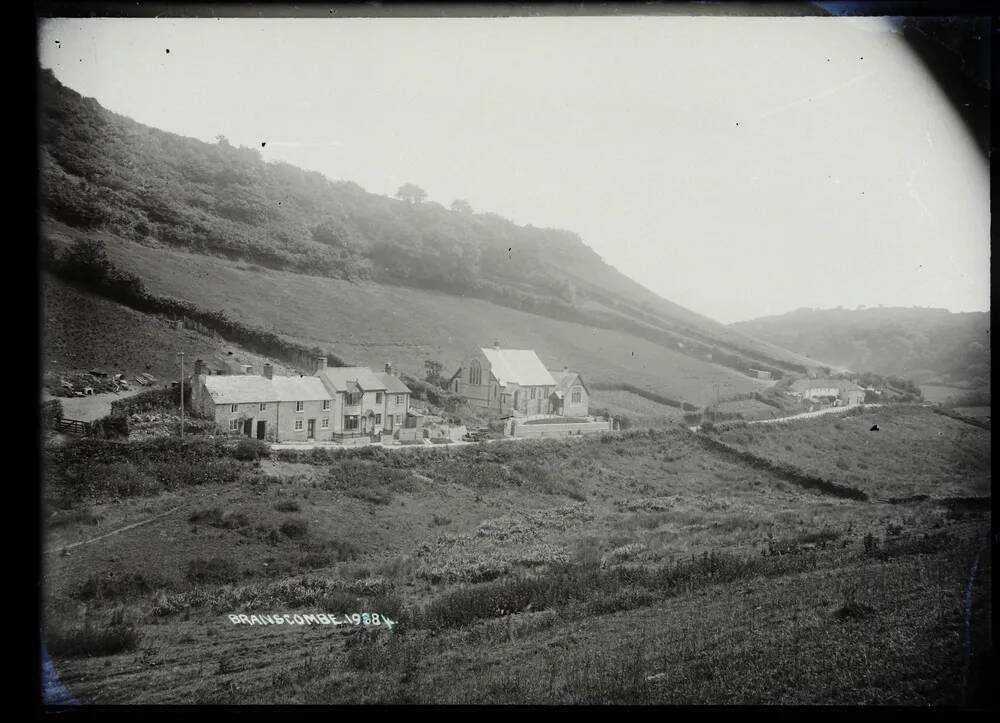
[44,224,775,408]
[732,306,990,390]
[41,273,296,385]
[38,67,824,380]
[714,405,991,500]
[42,408,991,704]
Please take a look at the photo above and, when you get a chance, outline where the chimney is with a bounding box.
[242,364,253,375]
[193,359,204,377]
[563,366,569,373]
[315,356,327,374]
[263,363,273,380]
[493,341,500,350]
[384,361,393,376]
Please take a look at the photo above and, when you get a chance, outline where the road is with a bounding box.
[689,404,883,432]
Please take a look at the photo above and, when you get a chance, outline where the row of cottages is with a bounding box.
[190,358,416,442]
[788,378,865,406]
[448,343,590,417]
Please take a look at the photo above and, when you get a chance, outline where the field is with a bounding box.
[712,399,781,422]
[589,389,687,426]
[715,406,991,500]
[44,223,772,408]
[920,384,977,405]
[41,407,991,704]
[42,273,296,385]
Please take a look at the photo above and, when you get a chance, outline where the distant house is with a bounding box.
[449,343,556,416]
[788,378,865,406]
[190,357,412,441]
[548,367,590,417]
[748,368,773,381]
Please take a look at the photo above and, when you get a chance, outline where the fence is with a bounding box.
[510,420,613,438]
[55,418,88,435]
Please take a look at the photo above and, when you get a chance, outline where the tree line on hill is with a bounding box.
[733,306,990,390]
[38,67,809,381]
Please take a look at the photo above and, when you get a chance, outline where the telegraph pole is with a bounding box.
[178,351,185,438]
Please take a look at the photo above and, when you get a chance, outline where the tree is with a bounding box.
[396,183,427,204]
[450,199,473,214]
[424,359,445,387]
[61,238,112,285]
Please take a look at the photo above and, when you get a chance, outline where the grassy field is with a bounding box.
[42,273,295,384]
[44,224,772,408]
[42,407,991,704]
[715,406,991,500]
[589,390,688,426]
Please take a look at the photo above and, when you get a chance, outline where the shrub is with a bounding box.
[46,620,141,657]
[42,399,64,430]
[186,557,242,584]
[279,519,309,539]
[273,499,301,513]
[232,438,271,461]
[75,571,168,601]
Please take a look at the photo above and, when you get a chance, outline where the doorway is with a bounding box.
[307,419,315,440]
[256,421,266,440]
[243,419,252,437]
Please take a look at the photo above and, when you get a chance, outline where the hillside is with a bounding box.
[42,408,992,703]
[42,222,773,408]
[732,307,991,390]
[41,272,298,386]
[37,66,824,381]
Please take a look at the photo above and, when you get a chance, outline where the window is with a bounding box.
[530,387,536,400]
[231,404,238,413]
[322,400,330,411]
[376,392,383,404]
[294,419,303,431]
[571,387,582,404]
[344,415,359,431]
[347,392,361,406]
[395,394,403,405]
[229,419,240,431]
[260,402,267,412]
[375,414,382,425]
[469,359,481,385]
[395,414,401,425]
[295,401,304,412]
[321,418,329,429]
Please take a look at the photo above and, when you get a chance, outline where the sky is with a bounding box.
[37,15,989,324]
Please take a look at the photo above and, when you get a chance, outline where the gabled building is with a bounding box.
[788,378,865,406]
[191,361,333,441]
[449,343,556,416]
[548,368,590,417]
[314,359,413,438]
[190,357,412,442]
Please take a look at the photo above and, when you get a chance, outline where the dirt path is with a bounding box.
[46,490,220,555]
[42,387,149,422]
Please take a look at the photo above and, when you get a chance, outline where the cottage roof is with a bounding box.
[202,375,331,404]
[376,372,411,394]
[549,369,589,395]
[270,376,332,402]
[790,378,863,393]
[318,366,387,392]
[481,348,556,387]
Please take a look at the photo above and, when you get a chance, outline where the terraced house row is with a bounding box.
[190,358,416,443]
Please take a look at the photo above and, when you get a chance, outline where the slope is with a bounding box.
[38,67,822,380]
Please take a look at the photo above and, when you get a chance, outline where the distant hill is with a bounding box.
[732,307,990,389]
[37,66,829,385]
